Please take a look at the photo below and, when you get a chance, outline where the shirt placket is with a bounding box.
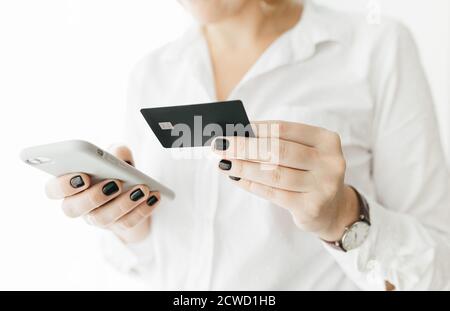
[184,30,315,289]
[184,46,220,289]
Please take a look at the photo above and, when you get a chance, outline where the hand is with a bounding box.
[45,146,161,244]
[212,120,359,242]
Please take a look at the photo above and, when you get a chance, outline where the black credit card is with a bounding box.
[140,100,254,148]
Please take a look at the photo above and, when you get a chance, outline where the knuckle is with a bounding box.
[235,160,245,177]
[277,121,287,138]
[270,167,282,184]
[277,140,287,162]
[117,202,131,213]
[87,191,102,208]
[334,132,343,145]
[87,209,109,227]
[319,129,333,142]
[61,201,78,218]
[309,148,320,162]
[262,185,276,200]
[327,131,341,145]
[248,181,258,194]
[93,214,109,227]
[118,217,136,230]
[288,174,301,191]
[301,148,320,169]
[136,205,152,217]
[335,157,346,175]
[236,138,246,157]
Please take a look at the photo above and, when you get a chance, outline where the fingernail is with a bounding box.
[102,181,119,196]
[214,138,229,151]
[130,188,145,201]
[219,159,232,171]
[147,195,158,206]
[229,176,241,181]
[70,175,85,188]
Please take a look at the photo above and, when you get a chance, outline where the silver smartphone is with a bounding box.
[20,140,175,200]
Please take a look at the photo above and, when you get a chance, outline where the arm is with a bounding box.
[210,22,450,290]
[324,22,450,290]
[100,62,166,274]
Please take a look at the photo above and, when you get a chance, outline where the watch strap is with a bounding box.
[352,186,371,226]
[323,187,370,252]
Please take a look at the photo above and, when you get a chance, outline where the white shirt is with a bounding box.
[102,0,450,290]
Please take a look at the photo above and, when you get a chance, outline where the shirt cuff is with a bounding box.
[323,194,435,291]
[100,230,155,273]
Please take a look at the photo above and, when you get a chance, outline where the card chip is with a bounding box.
[159,122,174,130]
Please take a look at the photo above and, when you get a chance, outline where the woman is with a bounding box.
[45,0,450,290]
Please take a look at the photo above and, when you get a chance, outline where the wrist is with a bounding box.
[319,185,360,241]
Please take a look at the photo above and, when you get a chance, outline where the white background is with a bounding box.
[0,0,448,290]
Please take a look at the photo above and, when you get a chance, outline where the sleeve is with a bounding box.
[99,62,158,276]
[324,22,450,291]
[100,230,155,274]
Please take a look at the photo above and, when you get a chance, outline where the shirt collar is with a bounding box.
[161,0,349,64]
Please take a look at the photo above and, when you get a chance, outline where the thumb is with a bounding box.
[108,144,134,166]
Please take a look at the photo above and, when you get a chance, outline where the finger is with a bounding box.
[232,177,300,211]
[113,191,161,230]
[217,159,315,192]
[251,120,329,147]
[61,179,122,218]
[109,144,134,166]
[85,185,150,227]
[212,136,318,170]
[45,173,91,200]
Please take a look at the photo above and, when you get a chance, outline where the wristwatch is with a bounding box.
[324,187,371,252]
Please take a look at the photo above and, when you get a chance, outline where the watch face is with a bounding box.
[341,221,370,251]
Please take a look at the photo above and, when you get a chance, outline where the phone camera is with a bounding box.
[26,157,52,165]
[97,149,104,157]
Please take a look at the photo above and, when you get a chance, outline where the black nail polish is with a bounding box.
[219,159,232,171]
[229,176,241,181]
[102,181,119,196]
[147,195,158,206]
[215,138,229,151]
[70,175,85,189]
[130,188,145,201]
